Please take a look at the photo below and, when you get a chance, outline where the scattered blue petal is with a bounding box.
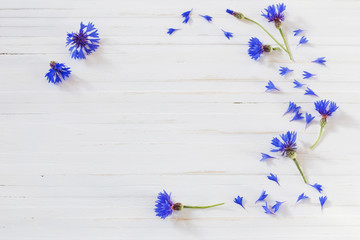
[267,173,280,185]
[298,36,309,46]
[293,29,303,36]
[66,22,100,60]
[303,71,316,79]
[222,29,233,40]
[155,190,173,219]
[312,57,326,65]
[309,183,323,193]
[272,201,285,213]
[255,190,268,203]
[265,80,280,92]
[183,16,190,24]
[305,113,315,128]
[271,131,297,156]
[284,101,301,115]
[290,111,304,121]
[260,153,275,161]
[279,66,294,76]
[319,196,327,210]
[293,79,306,88]
[261,3,286,23]
[199,14,212,22]
[167,28,180,35]
[262,202,275,215]
[181,9,192,23]
[248,37,264,60]
[234,196,245,209]
[296,193,309,203]
[305,87,318,97]
[314,100,339,118]
[45,61,71,84]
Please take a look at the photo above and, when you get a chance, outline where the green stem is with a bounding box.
[310,125,324,150]
[244,17,288,53]
[278,27,293,61]
[183,203,225,209]
[292,157,307,184]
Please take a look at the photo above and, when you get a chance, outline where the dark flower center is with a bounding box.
[72,32,88,48]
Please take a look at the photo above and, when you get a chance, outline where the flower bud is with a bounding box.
[171,202,183,211]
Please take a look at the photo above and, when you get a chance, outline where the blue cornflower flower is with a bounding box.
[267,173,280,185]
[296,193,309,203]
[45,61,71,84]
[284,101,301,115]
[199,14,212,22]
[319,196,327,210]
[309,183,323,193]
[305,113,315,128]
[305,87,318,97]
[311,100,339,149]
[154,190,225,219]
[248,37,263,60]
[255,190,268,203]
[312,57,326,65]
[262,202,275,215]
[181,9,192,24]
[272,201,285,213]
[265,80,280,92]
[279,66,293,76]
[271,131,307,184]
[155,190,173,219]
[293,79,306,88]
[260,153,275,161]
[66,22,100,60]
[293,29,303,36]
[261,3,286,27]
[298,36,309,46]
[303,71,316,79]
[290,111,304,122]
[234,196,245,209]
[222,29,233,40]
[167,28,180,35]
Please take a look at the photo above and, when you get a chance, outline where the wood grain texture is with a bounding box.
[0,0,359,239]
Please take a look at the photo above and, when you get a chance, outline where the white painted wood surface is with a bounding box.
[0,0,359,239]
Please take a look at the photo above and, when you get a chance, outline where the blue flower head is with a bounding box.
[255,190,268,203]
[272,201,285,213]
[262,202,275,215]
[296,193,309,203]
[319,196,327,210]
[45,61,71,84]
[260,153,275,161]
[293,29,303,36]
[200,14,212,22]
[234,196,245,209]
[66,22,100,60]
[305,87,318,97]
[314,100,339,119]
[222,29,233,40]
[262,3,286,28]
[265,80,280,92]
[267,173,280,185]
[305,113,315,128]
[181,9,192,23]
[167,28,180,35]
[290,111,304,122]
[313,57,326,65]
[293,79,306,88]
[271,131,297,157]
[279,66,293,76]
[248,37,264,60]
[155,190,174,219]
[309,183,323,193]
[303,71,316,79]
[284,101,301,115]
[298,36,309,46]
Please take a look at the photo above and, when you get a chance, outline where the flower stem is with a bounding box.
[292,157,307,184]
[244,17,288,53]
[278,27,293,61]
[310,125,325,150]
[183,203,225,209]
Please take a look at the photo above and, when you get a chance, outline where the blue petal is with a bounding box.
[234,196,245,209]
[181,9,192,18]
[199,14,213,22]
[261,3,286,22]
[155,190,173,219]
[296,193,309,203]
[167,28,180,35]
[314,100,339,118]
[303,71,316,79]
[284,101,301,115]
[309,183,323,193]
[305,87,318,97]
[260,153,275,161]
[271,201,285,213]
[255,190,268,203]
[293,29,303,36]
[262,202,275,215]
[312,57,326,65]
[319,196,327,210]
[265,80,280,92]
[222,29,233,40]
[182,16,190,24]
[45,62,71,84]
[290,111,304,122]
[298,36,309,46]
[267,173,280,185]
[279,66,293,76]
[248,37,264,60]
[293,79,306,88]
[271,131,297,155]
[305,113,315,128]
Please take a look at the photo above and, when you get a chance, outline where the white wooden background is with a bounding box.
[0,0,360,239]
